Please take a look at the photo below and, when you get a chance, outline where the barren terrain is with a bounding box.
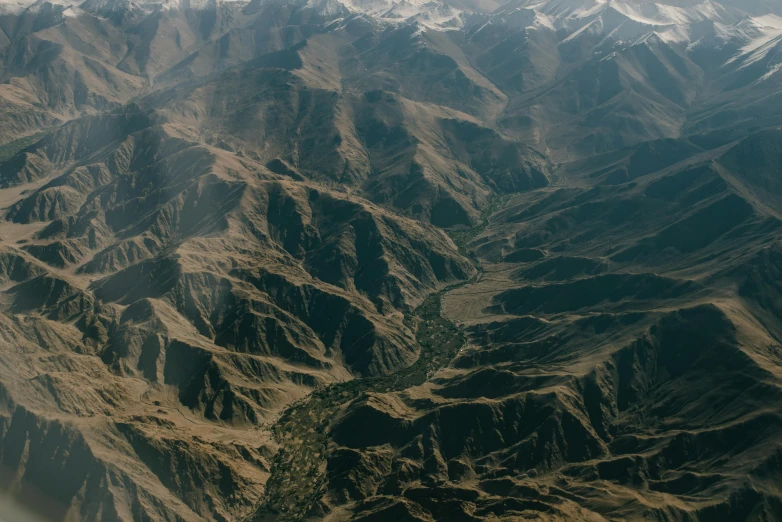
[0,0,780,520]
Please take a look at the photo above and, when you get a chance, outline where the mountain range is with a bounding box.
[0,0,781,520]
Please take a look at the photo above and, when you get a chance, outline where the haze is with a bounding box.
[0,0,780,520]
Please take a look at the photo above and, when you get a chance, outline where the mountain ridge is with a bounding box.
[0,0,782,519]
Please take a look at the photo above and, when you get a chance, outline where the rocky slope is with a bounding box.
[0,0,781,520]
[0,103,473,520]
[318,129,782,520]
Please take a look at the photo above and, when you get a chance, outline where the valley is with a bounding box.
[0,0,780,519]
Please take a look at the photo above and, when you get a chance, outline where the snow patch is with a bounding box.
[656,24,690,44]
[757,62,782,82]
[726,15,782,67]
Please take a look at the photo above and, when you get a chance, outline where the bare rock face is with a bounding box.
[0,56,472,519]
[248,132,782,520]
[1,0,782,520]
[315,129,782,520]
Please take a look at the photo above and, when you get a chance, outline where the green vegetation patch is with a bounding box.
[0,133,45,163]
